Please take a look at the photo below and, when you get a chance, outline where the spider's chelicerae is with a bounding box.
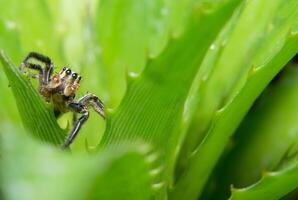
[20,52,105,149]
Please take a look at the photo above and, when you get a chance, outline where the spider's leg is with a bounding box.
[78,93,105,118]
[23,52,52,64]
[20,62,45,87]
[20,62,42,74]
[62,103,89,149]
[29,74,39,79]
[72,112,78,126]
[22,52,54,84]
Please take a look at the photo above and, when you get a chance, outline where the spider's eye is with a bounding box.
[72,73,78,79]
[66,69,72,75]
[62,67,66,71]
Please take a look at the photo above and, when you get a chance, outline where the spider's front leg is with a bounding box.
[21,52,54,85]
[78,93,105,118]
[62,102,89,149]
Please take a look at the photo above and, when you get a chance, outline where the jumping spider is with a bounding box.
[20,52,105,149]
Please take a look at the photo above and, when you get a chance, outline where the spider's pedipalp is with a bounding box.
[63,71,81,97]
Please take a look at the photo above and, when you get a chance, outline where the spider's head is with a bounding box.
[63,68,81,96]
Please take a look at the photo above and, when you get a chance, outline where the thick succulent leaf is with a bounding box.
[229,161,298,200]
[164,0,196,37]
[175,3,244,174]
[219,66,298,188]
[181,0,298,155]
[0,50,65,145]
[1,125,157,200]
[86,146,158,200]
[99,0,241,195]
[176,37,298,200]
[95,0,205,107]
[95,0,169,107]
[171,0,298,199]
[204,64,298,199]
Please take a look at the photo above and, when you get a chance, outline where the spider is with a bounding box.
[20,52,105,149]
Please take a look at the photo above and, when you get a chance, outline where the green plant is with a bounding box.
[0,0,298,199]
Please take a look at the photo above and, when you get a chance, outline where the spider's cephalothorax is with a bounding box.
[20,52,105,149]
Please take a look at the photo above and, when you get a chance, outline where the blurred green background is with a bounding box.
[1,0,298,200]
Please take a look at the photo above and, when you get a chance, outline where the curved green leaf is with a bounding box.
[171,0,298,199]
[174,36,298,200]
[230,161,298,200]
[1,125,158,200]
[0,50,65,145]
[219,65,298,189]
[95,0,169,107]
[99,0,241,197]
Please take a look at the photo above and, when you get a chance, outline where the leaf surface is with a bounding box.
[1,125,157,200]
[0,50,65,145]
[171,0,298,199]
[230,161,298,200]
[99,0,241,196]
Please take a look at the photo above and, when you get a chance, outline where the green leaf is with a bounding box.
[1,124,157,200]
[87,146,159,200]
[99,0,241,196]
[171,0,298,199]
[164,0,196,37]
[175,37,298,200]
[229,161,298,200]
[219,66,298,189]
[0,50,65,145]
[95,0,169,107]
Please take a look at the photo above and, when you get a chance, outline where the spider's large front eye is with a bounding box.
[72,73,78,79]
[66,69,72,75]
